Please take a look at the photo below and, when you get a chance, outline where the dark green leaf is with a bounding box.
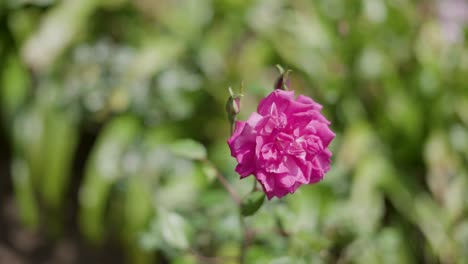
[241,191,265,217]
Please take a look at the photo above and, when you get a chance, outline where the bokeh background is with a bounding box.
[1,0,468,263]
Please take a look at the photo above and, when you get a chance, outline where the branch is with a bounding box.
[203,160,241,205]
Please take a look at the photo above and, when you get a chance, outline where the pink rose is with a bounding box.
[227,89,335,199]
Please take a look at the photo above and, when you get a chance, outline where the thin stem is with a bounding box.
[239,213,247,264]
[222,106,249,264]
[230,120,235,136]
[251,178,257,192]
[205,161,247,263]
[203,160,241,205]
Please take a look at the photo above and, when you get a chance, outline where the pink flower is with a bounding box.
[227,89,335,199]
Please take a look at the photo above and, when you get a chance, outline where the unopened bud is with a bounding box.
[226,86,243,135]
[227,95,240,116]
[274,65,292,90]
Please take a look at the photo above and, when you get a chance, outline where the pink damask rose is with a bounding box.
[227,89,335,199]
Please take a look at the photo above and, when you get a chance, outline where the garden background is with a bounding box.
[0,0,467,263]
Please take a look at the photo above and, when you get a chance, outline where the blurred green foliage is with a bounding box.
[0,0,467,263]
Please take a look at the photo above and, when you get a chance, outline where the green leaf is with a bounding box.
[169,139,207,160]
[12,106,45,187]
[11,157,39,230]
[0,54,30,122]
[201,161,217,183]
[41,110,78,211]
[241,191,265,217]
[122,176,153,243]
[79,115,141,242]
[158,209,191,250]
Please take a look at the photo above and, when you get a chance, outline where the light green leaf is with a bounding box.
[201,161,217,183]
[79,115,141,242]
[0,54,30,122]
[158,209,191,250]
[41,110,78,211]
[169,139,207,160]
[11,157,39,230]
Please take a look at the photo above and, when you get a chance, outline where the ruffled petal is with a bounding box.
[235,148,256,178]
[283,156,308,184]
[246,112,263,127]
[255,170,276,199]
[296,94,322,111]
[314,122,335,147]
[257,90,294,116]
[227,121,246,149]
[227,112,263,157]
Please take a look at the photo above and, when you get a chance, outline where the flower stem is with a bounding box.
[203,160,241,205]
[230,122,235,137]
[202,160,248,263]
[220,118,248,263]
[239,213,247,264]
[251,178,257,192]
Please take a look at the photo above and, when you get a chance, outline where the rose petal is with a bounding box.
[296,94,323,110]
[257,90,294,116]
[235,149,255,178]
[314,122,335,147]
